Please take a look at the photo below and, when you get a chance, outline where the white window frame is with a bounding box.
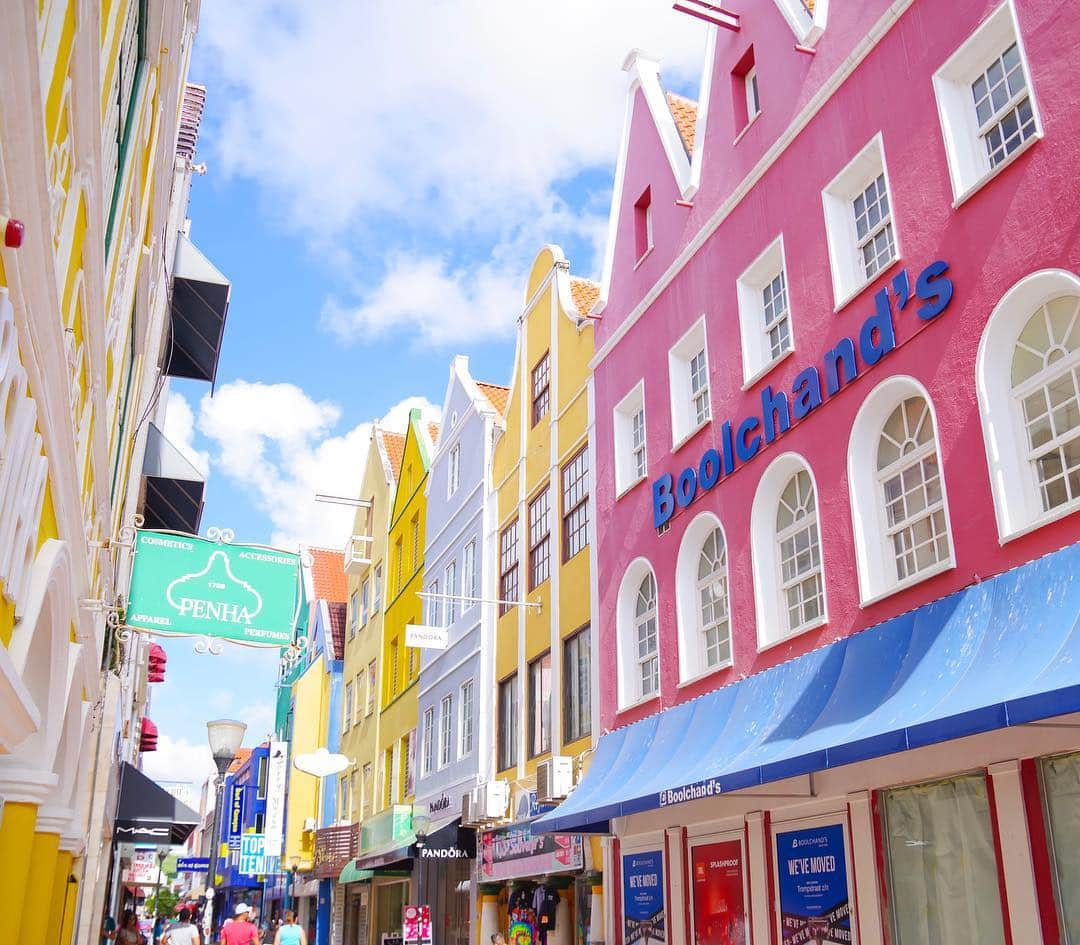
[444,560,457,625]
[769,0,827,47]
[750,453,828,650]
[421,706,435,776]
[427,579,441,627]
[848,377,956,605]
[360,579,369,628]
[343,681,353,731]
[675,512,733,686]
[668,316,712,449]
[366,660,376,716]
[933,1,1042,206]
[737,235,795,388]
[616,558,661,710]
[447,443,461,498]
[822,133,899,311]
[439,694,453,768]
[463,539,477,605]
[977,268,1080,541]
[372,563,383,613]
[614,380,648,497]
[744,66,760,120]
[459,679,474,757]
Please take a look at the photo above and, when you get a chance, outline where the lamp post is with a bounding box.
[288,858,299,915]
[152,849,169,920]
[205,719,247,934]
[411,803,431,915]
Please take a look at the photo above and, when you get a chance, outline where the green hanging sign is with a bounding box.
[126,530,301,646]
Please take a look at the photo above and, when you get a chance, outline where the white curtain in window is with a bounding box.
[1042,752,1080,942]
[883,776,1005,945]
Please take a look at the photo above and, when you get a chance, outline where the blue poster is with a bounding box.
[623,850,665,945]
[775,824,851,945]
[227,783,246,850]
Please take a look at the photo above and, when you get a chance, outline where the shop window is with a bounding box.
[881,775,1006,945]
[421,707,435,776]
[528,651,552,758]
[532,351,551,427]
[737,235,795,386]
[750,454,827,649]
[498,674,519,771]
[1041,752,1080,943]
[675,513,731,684]
[439,694,453,768]
[976,269,1080,541]
[933,2,1042,204]
[849,379,955,604]
[499,520,520,616]
[668,317,711,447]
[528,486,551,590]
[634,187,653,263]
[563,626,591,744]
[822,134,899,310]
[614,381,648,496]
[459,679,474,757]
[617,561,661,708]
[561,446,590,561]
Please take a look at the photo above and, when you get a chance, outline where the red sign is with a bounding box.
[403,905,431,945]
[691,840,747,945]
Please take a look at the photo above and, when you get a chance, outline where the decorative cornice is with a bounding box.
[36,804,77,836]
[0,765,59,805]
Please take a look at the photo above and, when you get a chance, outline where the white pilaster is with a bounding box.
[847,792,884,945]
[745,812,771,945]
[664,827,686,945]
[988,760,1044,945]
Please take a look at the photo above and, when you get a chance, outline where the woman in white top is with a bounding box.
[163,909,201,945]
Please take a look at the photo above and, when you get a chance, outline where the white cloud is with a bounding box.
[142,735,215,787]
[235,700,276,743]
[163,390,210,477]
[197,381,440,549]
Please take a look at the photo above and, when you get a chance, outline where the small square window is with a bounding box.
[737,235,795,386]
[933,3,1041,204]
[668,318,711,447]
[614,381,648,495]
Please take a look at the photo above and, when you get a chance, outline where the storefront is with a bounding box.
[339,806,416,945]
[535,545,1080,945]
[477,817,604,945]
[413,819,475,945]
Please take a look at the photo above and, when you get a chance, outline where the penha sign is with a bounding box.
[126,530,301,646]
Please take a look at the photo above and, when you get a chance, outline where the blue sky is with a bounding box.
[143,0,705,785]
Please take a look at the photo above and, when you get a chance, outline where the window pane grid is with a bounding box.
[853,173,895,280]
[498,676,518,771]
[445,561,457,624]
[439,695,452,767]
[689,349,710,425]
[532,353,551,426]
[562,448,590,561]
[696,529,730,668]
[632,408,647,479]
[528,488,551,589]
[459,681,474,756]
[422,707,434,775]
[563,628,591,744]
[463,540,477,604]
[499,522,519,616]
[972,43,1036,169]
[635,574,659,698]
[776,471,824,633]
[763,270,791,360]
[528,653,552,758]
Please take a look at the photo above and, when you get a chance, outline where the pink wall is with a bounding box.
[593,0,1080,733]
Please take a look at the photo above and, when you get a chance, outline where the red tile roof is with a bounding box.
[476,381,510,416]
[228,748,252,774]
[427,422,440,446]
[327,601,347,660]
[308,547,348,603]
[667,92,698,155]
[379,430,406,479]
[569,278,600,318]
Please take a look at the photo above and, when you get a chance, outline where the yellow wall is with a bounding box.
[284,656,329,869]
[341,428,398,824]
[378,410,433,809]
[492,247,594,780]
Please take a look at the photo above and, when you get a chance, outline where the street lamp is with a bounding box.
[412,803,431,910]
[205,719,247,933]
[288,857,300,915]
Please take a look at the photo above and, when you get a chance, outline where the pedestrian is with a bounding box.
[118,912,141,945]
[163,909,201,945]
[102,914,117,945]
[272,910,306,945]
[220,904,260,945]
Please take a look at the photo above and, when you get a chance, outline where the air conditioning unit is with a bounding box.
[344,535,374,575]
[536,756,574,804]
[473,780,510,823]
[461,791,477,827]
[303,817,317,832]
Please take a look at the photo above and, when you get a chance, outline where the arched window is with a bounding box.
[850,377,955,603]
[776,470,824,634]
[616,559,661,708]
[751,454,828,649]
[1011,296,1080,512]
[675,514,731,683]
[977,269,1080,540]
[635,573,659,699]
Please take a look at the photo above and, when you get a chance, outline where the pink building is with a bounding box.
[535,2,1080,944]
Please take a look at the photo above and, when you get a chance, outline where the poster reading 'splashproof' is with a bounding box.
[691,839,747,945]
[623,850,665,945]
[775,824,853,945]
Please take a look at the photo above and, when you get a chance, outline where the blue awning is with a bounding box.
[535,542,1080,834]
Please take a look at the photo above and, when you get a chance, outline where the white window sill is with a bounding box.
[634,246,655,270]
[757,614,828,653]
[677,659,734,689]
[858,557,956,608]
[732,110,762,147]
[617,692,661,714]
[616,473,648,501]
[997,495,1080,545]
[952,132,1042,209]
[833,254,903,314]
[742,348,796,391]
[671,417,711,454]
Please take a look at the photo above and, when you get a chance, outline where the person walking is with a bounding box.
[272,911,306,945]
[163,909,201,945]
[220,905,260,945]
[118,912,142,945]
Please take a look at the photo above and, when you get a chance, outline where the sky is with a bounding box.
[142,0,706,787]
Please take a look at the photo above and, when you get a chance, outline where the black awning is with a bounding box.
[166,233,230,387]
[411,818,476,861]
[114,762,200,845]
[140,422,205,534]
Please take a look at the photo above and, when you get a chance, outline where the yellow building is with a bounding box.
[378,410,438,812]
[341,428,405,827]
[481,246,598,940]
[0,1,215,942]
